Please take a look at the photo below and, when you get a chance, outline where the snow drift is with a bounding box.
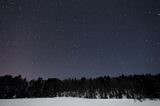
[0,97,160,106]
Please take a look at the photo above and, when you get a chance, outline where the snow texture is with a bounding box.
[0,97,160,106]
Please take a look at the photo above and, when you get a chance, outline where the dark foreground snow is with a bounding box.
[0,97,160,106]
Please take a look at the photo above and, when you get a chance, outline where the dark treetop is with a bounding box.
[0,0,160,79]
[0,74,160,100]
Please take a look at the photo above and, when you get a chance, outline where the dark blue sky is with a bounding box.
[0,0,160,79]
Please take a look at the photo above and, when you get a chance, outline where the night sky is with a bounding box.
[0,0,160,79]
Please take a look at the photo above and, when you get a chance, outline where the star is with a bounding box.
[31,61,34,65]
[148,10,152,14]
[6,40,11,46]
[119,61,125,66]
[145,39,149,43]
[124,13,128,17]
[38,36,41,40]
[156,42,160,46]
[18,6,22,10]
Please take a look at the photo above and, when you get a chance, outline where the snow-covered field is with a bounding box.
[0,97,159,106]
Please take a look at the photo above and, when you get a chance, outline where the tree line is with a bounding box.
[0,74,160,100]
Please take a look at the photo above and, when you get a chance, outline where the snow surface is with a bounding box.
[0,97,160,106]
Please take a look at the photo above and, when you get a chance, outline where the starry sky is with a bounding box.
[0,0,160,79]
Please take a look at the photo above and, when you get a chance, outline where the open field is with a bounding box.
[0,97,160,106]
